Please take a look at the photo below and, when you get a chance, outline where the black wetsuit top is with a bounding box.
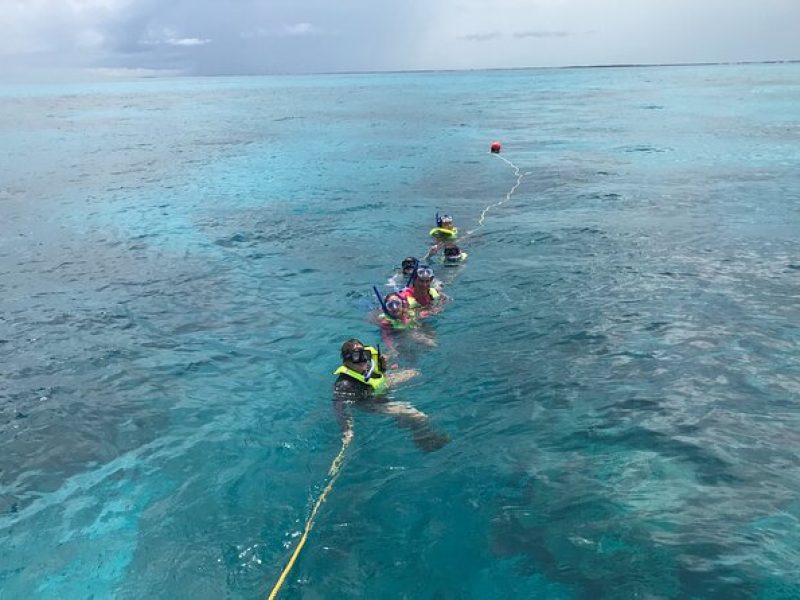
[332,372,385,432]
[333,373,374,400]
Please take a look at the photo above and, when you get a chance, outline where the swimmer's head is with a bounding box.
[384,293,406,317]
[341,339,368,366]
[414,265,434,285]
[401,257,419,276]
[443,245,462,262]
[439,214,454,229]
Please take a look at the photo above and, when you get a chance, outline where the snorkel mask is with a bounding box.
[401,257,419,275]
[344,348,372,364]
[444,245,461,262]
[385,296,404,313]
[406,264,434,287]
[415,265,434,282]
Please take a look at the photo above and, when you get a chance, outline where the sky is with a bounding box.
[1,0,799,80]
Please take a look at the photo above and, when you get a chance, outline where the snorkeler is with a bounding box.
[377,292,415,331]
[399,265,446,315]
[401,257,419,279]
[426,213,458,258]
[388,256,420,288]
[375,290,437,349]
[430,213,458,240]
[332,339,448,451]
[441,244,468,266]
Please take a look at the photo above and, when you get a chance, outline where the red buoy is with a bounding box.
[490,141,502,154]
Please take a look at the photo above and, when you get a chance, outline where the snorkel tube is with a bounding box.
[435,211,442,227]
[373,285,389,314]
[362,343,383,382]
[363,356,375,382]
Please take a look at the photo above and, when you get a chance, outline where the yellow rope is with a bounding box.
[269,149,519,598]
[267,436,351,600]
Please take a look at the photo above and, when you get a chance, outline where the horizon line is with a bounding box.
[308,58,800,78]
[2,58,799,84]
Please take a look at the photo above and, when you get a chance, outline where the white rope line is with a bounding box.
[467,153,531,235]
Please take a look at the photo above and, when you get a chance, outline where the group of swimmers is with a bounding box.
[332,213,466,452]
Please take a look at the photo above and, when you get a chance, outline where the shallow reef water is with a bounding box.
[1,64,799,598]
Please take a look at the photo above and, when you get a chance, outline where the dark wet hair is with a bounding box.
[384,292,402,303]
[341,338,363,360]
[444,245,461,257]
[401,257,419,272]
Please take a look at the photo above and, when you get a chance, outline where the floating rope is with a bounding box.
[269,147,527,599]
[468,152,532,235]
[267,436,351,599]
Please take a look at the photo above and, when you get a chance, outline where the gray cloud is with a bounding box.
[458,32,502,42]
[1,0,799,79]
[91,0,433,75]
[513,31,569,39]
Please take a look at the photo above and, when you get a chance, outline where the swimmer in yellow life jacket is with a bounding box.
[428,213,458,258]
[332,339,449,451]
[375,290,437,350]
[377,292,415,331]
[430,212,458,240]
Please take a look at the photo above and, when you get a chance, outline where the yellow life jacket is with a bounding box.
[379,313,415,330]
[333,346,387,392]
[406,287,440,309]
[429,227,458,239]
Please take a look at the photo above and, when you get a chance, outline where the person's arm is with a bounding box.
[332,378,356,441]
[379,322,396,352]
[332,399,353,440]
[424,242,442,259]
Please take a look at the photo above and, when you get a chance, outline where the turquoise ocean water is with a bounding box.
[1,63,799,598]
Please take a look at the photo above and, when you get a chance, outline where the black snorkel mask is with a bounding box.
[401,257,419,275]
[344,346,380,381]
[344,348,371,364]
[444,245,461,261]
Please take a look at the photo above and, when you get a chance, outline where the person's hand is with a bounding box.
[379,354,388,372]
[342,429,353,444]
